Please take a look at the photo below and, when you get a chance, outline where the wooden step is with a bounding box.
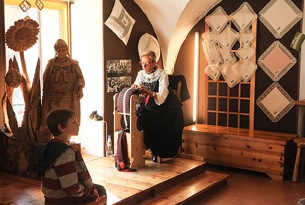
[135,171,228,205]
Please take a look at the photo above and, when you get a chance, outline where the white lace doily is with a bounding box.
[256,82,294,122]
[217,25,239,49]
[258,41,296,81]
[236,45,255,63]
[231,2,257,32]
[221,60,241,88]
[205,64,222,81]
[237,61,257,82]
[259,0,302,39]
[205,6,229,34]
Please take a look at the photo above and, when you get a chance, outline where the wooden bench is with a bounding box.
[182,124,298,180]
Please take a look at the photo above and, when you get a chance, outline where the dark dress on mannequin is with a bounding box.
[136,70,184,158]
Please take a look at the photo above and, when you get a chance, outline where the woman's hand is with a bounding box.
[131,84,139,89]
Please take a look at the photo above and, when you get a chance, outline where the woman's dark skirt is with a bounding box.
[137,106,184,158]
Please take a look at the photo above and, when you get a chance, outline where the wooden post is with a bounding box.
[0,0,6,126]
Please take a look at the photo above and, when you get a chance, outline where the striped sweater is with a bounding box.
[38,139,97,204]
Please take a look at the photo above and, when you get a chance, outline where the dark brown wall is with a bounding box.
[104,0,302,136]
[103,0,159,137]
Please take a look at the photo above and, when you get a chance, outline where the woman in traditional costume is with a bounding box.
[132,50,183,162]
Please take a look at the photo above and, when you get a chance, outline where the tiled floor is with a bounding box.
[193,164,305,205]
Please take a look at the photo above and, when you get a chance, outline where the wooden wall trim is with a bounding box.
[0,0,5,126]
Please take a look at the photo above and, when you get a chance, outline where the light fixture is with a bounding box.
[193,32,199,123]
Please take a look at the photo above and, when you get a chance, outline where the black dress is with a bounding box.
[137,80,184,158]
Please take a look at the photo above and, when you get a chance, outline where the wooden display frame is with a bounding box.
[203,17,257,130]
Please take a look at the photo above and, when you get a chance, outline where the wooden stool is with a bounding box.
[292,138,305,182]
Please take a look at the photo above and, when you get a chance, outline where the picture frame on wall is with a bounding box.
[106,59,132,93]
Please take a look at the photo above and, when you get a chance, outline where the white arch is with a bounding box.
[134,0,222,74]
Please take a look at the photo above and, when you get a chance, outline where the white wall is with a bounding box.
[71,0,105,156]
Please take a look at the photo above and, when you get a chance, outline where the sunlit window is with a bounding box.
[4,0,68,126]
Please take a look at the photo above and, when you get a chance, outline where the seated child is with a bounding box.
[36,108,106,204]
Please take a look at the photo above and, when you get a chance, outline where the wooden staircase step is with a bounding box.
[135,171,229,205]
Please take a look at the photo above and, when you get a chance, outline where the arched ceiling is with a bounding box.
[134,0,222,74]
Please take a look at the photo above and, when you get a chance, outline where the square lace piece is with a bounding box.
[219,48,236,64]
[221,60,241,88]
[236,45,255,63]
[259,0,302,39]
[105,0,135,45]
[258,41,296,81]
[202,40,222,65]
[237,61,257,82]
[205,6,229,34]
[231,2,257,31]
[205,64,222,81]
[256,82,294,122]
[240,29,255,46]
[217,25,239,49]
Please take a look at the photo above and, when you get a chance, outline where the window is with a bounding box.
[4,0,68,125]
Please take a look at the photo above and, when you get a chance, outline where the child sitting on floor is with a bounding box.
[36,108,106,204]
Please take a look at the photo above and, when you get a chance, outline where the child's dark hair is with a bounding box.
[46,108,75,137]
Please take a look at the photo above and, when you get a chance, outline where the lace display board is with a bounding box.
[203,3,258,128]
[256,82,295,122]
[259,0,302,39]
[258,41,296,81]
[203,4,257,87]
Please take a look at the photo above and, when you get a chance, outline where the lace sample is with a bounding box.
[237,61,257,82]
[258,41,296,81]
[105,0,136,45]
[259,0,302,39]
[221,60,241,88]
[231,2,257,32]
[217,25,239,49]
[256,82,295,122]
[205,6,229,34]
[205,64,222,81]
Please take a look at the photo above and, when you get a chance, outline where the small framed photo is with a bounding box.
[106,59,132,93]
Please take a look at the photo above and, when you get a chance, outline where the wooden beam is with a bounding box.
[0,0,5,126]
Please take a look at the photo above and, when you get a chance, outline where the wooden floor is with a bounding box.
[0,154,228,205]
[0,154,305,205]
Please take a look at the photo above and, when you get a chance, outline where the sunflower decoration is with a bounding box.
[5,69,23,88]
[5,18,39,52]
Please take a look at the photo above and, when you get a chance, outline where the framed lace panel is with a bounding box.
[259,0,302,39]
[231,2,257,32]
[258,41,296,81]
[256,82,295,122]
